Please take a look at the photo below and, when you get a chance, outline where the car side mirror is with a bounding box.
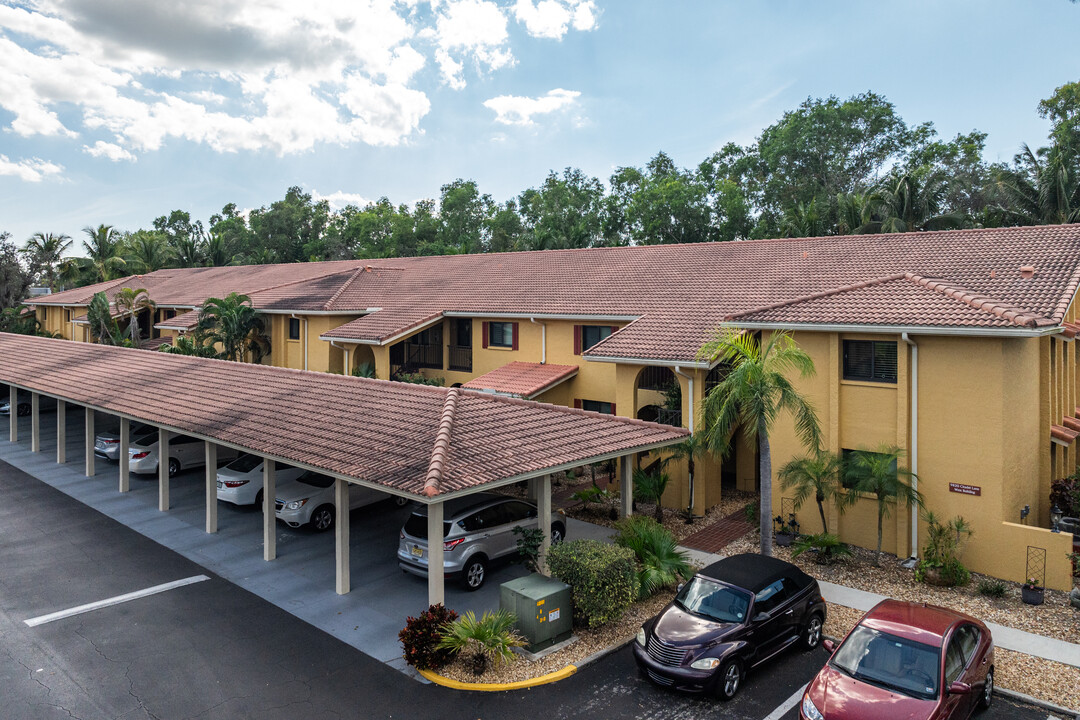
[948,681,971,695]
[752,611,771,623]
[822,639,836,653]
[676,583,684,593]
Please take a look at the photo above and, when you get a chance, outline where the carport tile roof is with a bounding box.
[0,333,686,499]
[462,362,579,398]
[154,309,200,331]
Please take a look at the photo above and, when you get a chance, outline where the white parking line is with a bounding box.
[761,682,809,720]
[24,575,210,627]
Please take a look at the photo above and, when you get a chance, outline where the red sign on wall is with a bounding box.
[948,483,981,496]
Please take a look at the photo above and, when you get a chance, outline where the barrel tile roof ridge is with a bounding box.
[904,272,1055,328]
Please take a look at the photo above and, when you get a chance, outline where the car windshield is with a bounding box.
[226,453,262,473]
[296,471,334,488]
[830,625,940,700]
[674,577,752,624]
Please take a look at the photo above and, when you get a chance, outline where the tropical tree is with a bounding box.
[870,171,967,233]
[159,332,218,358]
[86,291,123,345]
[992,145,1080,226]
[661,432,710,520]
[835,192,878,235]
[0,231,33,308]
[204,231,238,267]
[20,232,71,291]
[123,230,174,273]
[114,287,156,347]
[81,224,127,282]
[633,467,671,522]
[780,197,825,238]
[699,328,821,556]
[614,515,692,598]
[778,450,843,534]
[197,292,270,362]
[840,445,924,566]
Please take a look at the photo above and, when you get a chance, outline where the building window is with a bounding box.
[288,318,301,340]
[488,321,514,348]
[580,400,614,415]
[582,325,612,352]
[842,340,897,383]
[841,448,897,489]
[63,308,71,323]
[164,309,176,320]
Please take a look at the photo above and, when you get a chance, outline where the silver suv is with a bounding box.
[397,493,566,590]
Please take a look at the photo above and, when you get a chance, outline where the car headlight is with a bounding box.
[801,693,824,720]
[286,499,308,510]
[690,657,720,670]
[636,627,646,646]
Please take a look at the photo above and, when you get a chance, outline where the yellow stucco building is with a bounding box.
[31,226,1080,589]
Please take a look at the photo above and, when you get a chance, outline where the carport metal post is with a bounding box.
[263,459,276,561]
[84,407,95,477]
[9,384,17,442]
[30,392,40,453]
[204,441,217,533]
[538,474,552,576]
[427,501,445,607]
[335,478,350,595]
[619,454,633,519]
[158,428,169,511]
[55,399,66,464]
[118,418,129,492]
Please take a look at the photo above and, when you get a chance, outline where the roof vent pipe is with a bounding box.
[530,317,546,364]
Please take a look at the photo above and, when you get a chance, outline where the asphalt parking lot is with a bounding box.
[0,412,1063,719]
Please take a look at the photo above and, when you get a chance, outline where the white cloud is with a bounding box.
[0,154,64,182]
[313,190,373,210]
[430,0,514,88]
[83,140,136,162]
[483,88,581,125]
[513,0,597,39]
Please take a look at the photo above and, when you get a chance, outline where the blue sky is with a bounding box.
[0,0,1077,247]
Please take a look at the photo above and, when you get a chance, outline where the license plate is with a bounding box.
[410,545,423,558]
[95,442,105,450]
[216,481,223,489]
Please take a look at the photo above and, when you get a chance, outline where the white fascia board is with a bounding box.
[729,321,1060,338]
[584,354,709,368]
[443,311,640,322]
[255,309,371,316]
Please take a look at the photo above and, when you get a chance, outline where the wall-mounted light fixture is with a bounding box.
[1020,505,1030,523]
[1051,504,1063,533]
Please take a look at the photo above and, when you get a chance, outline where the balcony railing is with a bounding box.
[401,342,442,370]
[448,345,472,372]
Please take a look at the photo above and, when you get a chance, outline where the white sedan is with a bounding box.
[275,471,409,531]
[128,431,238,477]
[216,453,304,507]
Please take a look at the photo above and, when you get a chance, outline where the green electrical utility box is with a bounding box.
[499,573,573,652]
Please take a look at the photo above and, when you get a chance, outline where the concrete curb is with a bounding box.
[419,664,576,691]
[994,687,1080,719]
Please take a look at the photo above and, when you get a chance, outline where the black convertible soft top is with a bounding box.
[697,553,813,594]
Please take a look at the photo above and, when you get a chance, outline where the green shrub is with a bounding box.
[976,578,1008,598]
[744,500,759,525]
[614,516,692,598]
[547,539,639,628]
[352,362,376,378]
[512,525,544,573]
[1050,473,1080,517]
[399,604,458,670]
[791,532,852,564]
[393,371,445,386]
[915,512,973,587]
[437,610,526,676]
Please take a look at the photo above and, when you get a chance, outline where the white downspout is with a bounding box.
[902,332,918,560]
[530,317,546,364]
[289,314,308,371]
[330,340,349,375]
[673,365,696,516]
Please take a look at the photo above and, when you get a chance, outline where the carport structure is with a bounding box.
[1,332,687,605]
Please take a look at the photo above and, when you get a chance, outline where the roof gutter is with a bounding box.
[902,332,919,564]
[729,321,1060,338]
[530,317,546,364]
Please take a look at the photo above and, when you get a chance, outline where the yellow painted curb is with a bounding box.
[419,664,577,691]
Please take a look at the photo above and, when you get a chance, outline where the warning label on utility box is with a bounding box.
[548,608,560,622]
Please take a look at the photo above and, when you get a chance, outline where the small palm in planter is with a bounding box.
[791,532,853,565]
[773,514,800,547]
[1021,577,1045,606]
[437,610,526,676]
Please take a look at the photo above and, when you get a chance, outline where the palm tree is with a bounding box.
[633,467,671,523]
[159,332,218,358]
[869,171,967,233]
[245,246,279,265]
[123,230,174,273]
[780,197,825,238]
[20,232,71,291]
[661,432,710,521]
[114,287,156,347]
[197,292,270,363]
[171,234,205,268]
[81,224,127,282]
[699,328,821,556]
[204,231,237,267]
[835,192,878,235]
[992,145,1080,226]
[778,450,842,534]
[86,291,122,345]
[840,445,924,566]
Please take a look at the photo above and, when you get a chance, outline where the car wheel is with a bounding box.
[254,490,264,508]
[462,557,486,591]
[311,505,334,532]
[801,614,823,650]
[550,521,566,544]
[716,658,743,701]
[979,668,993,709]
[394,495,410,508]
[168,458,181,478]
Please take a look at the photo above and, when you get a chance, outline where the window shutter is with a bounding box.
[609,325,618,336]
[610,402,616,416]
[511,322,519,350]
[573,399,582,410]
[574,325,582,355]
[482,321,489,349]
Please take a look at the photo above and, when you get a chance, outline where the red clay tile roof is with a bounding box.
[462,362,579,398]
[30,225,1080,362]
[154,309,200,331]
[1051,424,1079,445]
[0,333,686,499]
[322,307,444,343]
